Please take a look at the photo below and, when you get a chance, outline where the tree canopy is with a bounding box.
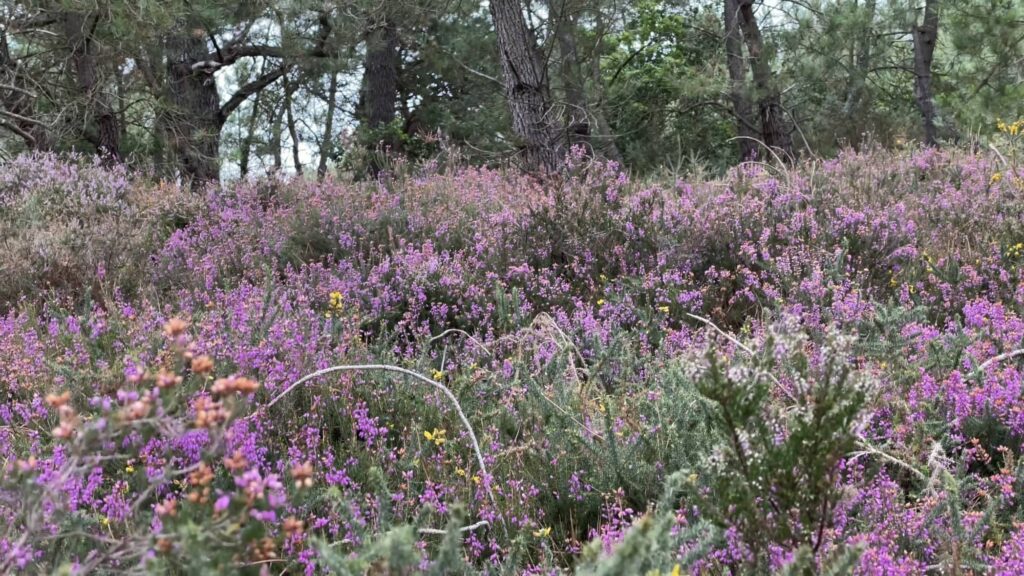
[1,0,1022,180]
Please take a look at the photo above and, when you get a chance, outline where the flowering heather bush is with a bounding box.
[0,153,199,305]
[3,147,1024,573]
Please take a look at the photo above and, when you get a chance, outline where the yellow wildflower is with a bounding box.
[658,305,670,314]
[326,291,344,318]
[671,564,682,576]
[431,369,444,381]
[125,465,135,474]
[597,299,605,306]
[455,467,466,477]
[997,118,1024,135]
[472,474,481,485]
[532,527,552,538]
[992,172,1003,184]
[423,428,446,446]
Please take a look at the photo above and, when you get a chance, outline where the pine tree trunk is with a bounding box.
[588,8,623,164]
[165,24,223,185]
[283,75,303,175]
[239,90,262,177]
[549,0,589,149]
[361,18,400,176]
[841,0,875,136]
[318,72,338,181]
[63,12,121,162]
[490,0,563,172]
[912,0,940,147]
[737,0,793,160]
[0,30,52,150]
[271,97,284,173]
[724,0,758,161]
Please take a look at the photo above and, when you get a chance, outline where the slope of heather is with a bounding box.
[3,147,1024,574]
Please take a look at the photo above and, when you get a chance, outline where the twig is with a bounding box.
[988,144,1009,168]
[685,313,797,402]
[418,520,490,535]
[686,313,755,356]
[977,348,1024,373]
[258,363,504,534]
[848,440,927,481]
[428,328,492,357]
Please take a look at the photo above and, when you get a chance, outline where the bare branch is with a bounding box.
[217,66,287,125]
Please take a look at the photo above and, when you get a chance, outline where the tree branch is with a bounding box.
[218,66,287,125]
[0,119,36,146]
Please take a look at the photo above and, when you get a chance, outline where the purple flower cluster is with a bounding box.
[2,148,1024,573]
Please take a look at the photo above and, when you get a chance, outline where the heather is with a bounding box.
[3,146,1024,574]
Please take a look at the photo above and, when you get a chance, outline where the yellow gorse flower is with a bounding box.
[997,118,1024,136]
[423,428,446,446]
[325,291,344,318]
[532,526,552,538]
[992,172,1003,184]
[431,369,444,381]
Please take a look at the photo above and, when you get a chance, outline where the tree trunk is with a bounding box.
[361,18,400,176]
[283,75,303,175]
[0,29,53,150]
[736,0,793,160]
[588,7,623,164]
[549,0,589,149]
[841,0,875,137]
[724,0,758,161]
[63,12,121,162]
[239,90,262,177]
[318,72,338,181]
[490,0,563,172]
[165,24,224,185]
[912,0,939,147]
[271,97,284,173]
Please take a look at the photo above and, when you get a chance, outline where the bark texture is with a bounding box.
[912,0,940,147]
[165,24,224,185]
[724,0,758,161]
[318,72,338,180]
[737,0,794,160]
[283,75,302,174]
[549,0,589,148]
[490,0,563,172]
[63,12,121,161]
[360,18,400,176]
[0,29,53,150]
[587,8,623,164]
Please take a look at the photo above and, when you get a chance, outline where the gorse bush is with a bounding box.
[2,147,1024,573]
[686,323,868,572]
